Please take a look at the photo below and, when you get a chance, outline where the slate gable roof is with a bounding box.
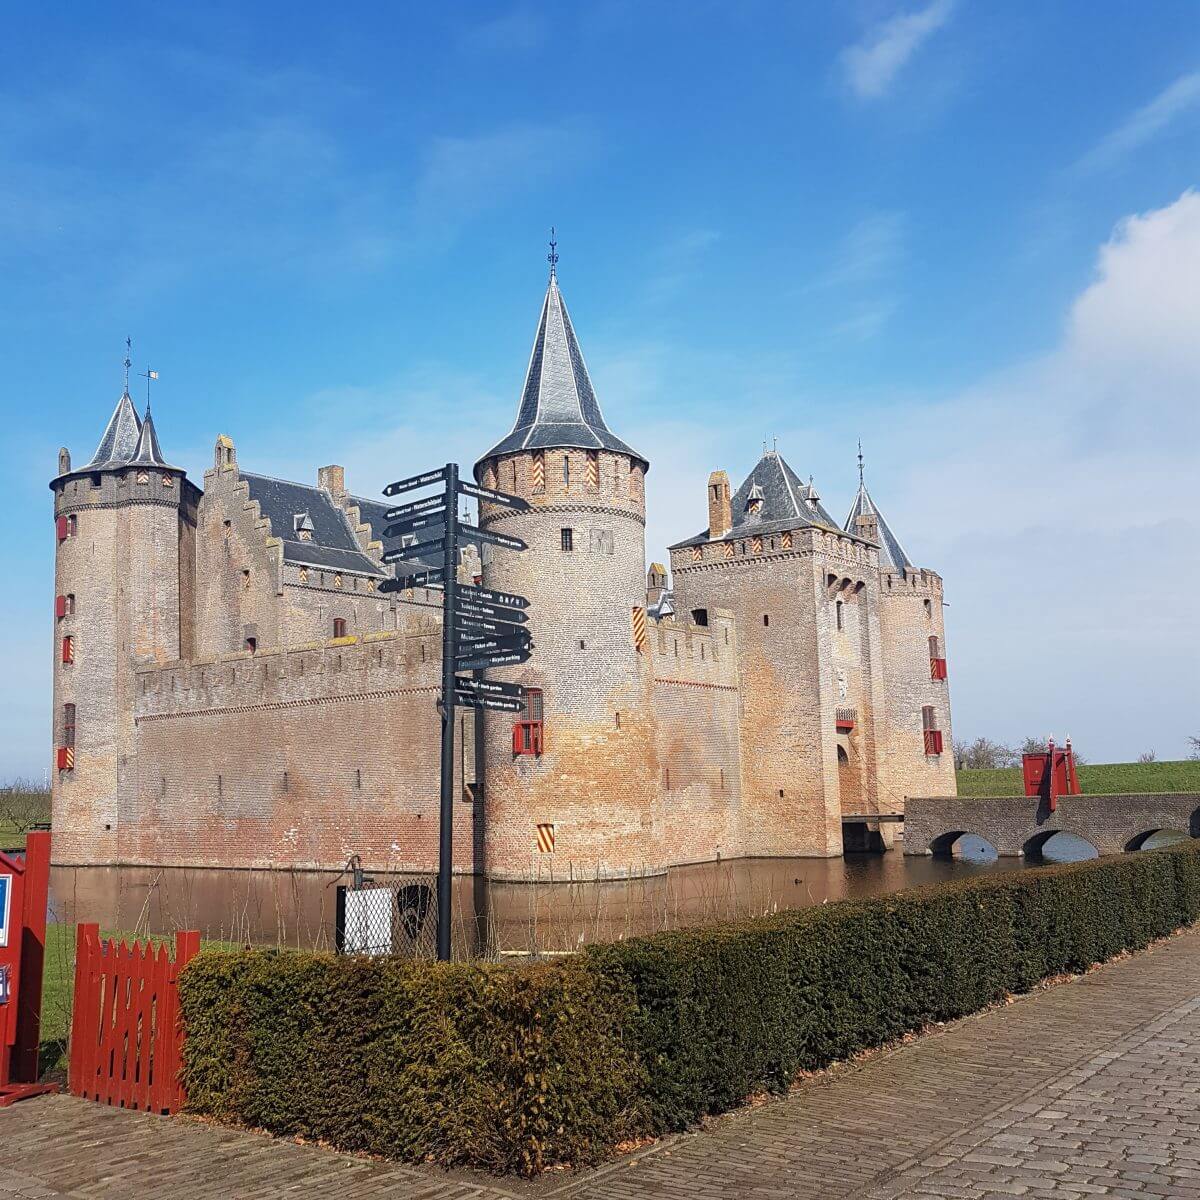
[844,481,914,572]
[669,451,842,549]
[477,275,648,471]
[241,473,384,576]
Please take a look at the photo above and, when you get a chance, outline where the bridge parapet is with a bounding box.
[903,793,1200,857]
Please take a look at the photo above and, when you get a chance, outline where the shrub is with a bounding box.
[179,845,1200,1173]
[179,954,643,1175]
[585,845,1200,1132]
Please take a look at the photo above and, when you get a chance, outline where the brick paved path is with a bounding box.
[3,928,1200,1199]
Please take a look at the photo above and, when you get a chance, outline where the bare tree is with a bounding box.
[1137,750,1157,764]
[1189,735,1200,762]
[0,779,51,837]
[953,737,1017,770]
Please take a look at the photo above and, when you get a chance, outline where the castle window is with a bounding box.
[836,600,844,631]
[242,569,250,589]
[355,768,362,790]
[245,637,257,653]
[90,472,102,488]
[562,454,570,488]
[691,608,708,626]
[560,528,573,552]
[55,593,75,619]
[56,514,78,541]
[763,614,769,627]
[924,599,932,619]
[922,705,943,755]
[615,711,621,729]
[334,573,343,589]
[61,635,74,665]
[929,635,948,680]
[62,703,75,746]
[333,618,347,638]
[513,687,543,757]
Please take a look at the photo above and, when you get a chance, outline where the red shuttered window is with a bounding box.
[61,635,75,664]
[513,688,544,757]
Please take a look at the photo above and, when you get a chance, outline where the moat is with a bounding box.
[45,837,1110,957]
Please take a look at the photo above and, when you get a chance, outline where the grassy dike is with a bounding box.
[957,758,1200,797]
[178,844,1200,1176]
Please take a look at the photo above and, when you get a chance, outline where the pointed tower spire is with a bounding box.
[844,445,914,572]
[131,405,170,466]
[476,259,647,470]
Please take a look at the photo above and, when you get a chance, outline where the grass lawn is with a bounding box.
[957,759,1200,798]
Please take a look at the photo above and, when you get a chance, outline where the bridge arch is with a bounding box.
[1023,830,1099,863]
[929,830,998,859]
[1125,828,1190,852]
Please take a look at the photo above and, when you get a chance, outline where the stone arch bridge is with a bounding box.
[903,793,1200,858]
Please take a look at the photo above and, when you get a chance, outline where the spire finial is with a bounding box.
[857,438,865,486]
[123,337,132,395]
[773,436,778,453]
[547,226,558,280]
[138,366,159,416]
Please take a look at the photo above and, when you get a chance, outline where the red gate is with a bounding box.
[68,924,199,1114]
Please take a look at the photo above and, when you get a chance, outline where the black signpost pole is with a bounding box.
[437,462,459,961]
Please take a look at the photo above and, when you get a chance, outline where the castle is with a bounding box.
[49,268,955,880]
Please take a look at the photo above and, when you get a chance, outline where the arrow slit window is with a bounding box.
[513,687,543,757]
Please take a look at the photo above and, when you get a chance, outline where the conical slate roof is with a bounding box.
[844,480,913,572]
[130,406,170,466]
[83,390,143,470]
[670,451,841,548]
[477,274,647,470]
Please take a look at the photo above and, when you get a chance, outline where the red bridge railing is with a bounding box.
[68,924,199,1115]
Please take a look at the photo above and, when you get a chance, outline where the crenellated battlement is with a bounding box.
[133,627,442,722]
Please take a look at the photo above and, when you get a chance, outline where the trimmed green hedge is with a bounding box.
[179,955,642,1174]
[179,845,1200,1174]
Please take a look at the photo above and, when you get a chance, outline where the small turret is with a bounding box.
[843,445,913,572]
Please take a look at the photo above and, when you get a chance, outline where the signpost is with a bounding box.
[380,463,532,961]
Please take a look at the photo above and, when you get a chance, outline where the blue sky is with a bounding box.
[3,1,1198,776]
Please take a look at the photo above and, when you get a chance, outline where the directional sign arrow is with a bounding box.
[457,523,527,552]
[383,513,443,539]
[455,583,530,610]
[456,634,531,657]
[384,495,446,522]
[381,538,444,564]
[455,600,529,624]
[453,691,526,713]
[456,614,529,637]
[378,568,445,593]
[383,468,447,497]
[456,648,532,672]
[454,675,527,700]
[457,481,531,512]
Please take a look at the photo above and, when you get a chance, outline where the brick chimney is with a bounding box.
[708,470,732,539]
[318,464,345,498]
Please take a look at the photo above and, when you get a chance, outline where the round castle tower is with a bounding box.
[474,267,661,880]
[49,380,197,865]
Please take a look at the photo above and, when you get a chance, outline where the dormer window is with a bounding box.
[745,483,765,515]
[294,512,314,542]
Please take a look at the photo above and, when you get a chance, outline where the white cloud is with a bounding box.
[842,191,1200,758]
[840,0,956,101]
[1076,71,1200,174]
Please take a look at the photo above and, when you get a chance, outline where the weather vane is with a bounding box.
[123,337,132,394]
[138,365,159,413]
[548,226,558,279]
[857,438,865,485]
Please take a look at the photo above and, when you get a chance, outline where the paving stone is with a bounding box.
[4,928,1200,1198]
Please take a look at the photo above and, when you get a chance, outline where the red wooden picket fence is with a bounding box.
[68,924,199,1114]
